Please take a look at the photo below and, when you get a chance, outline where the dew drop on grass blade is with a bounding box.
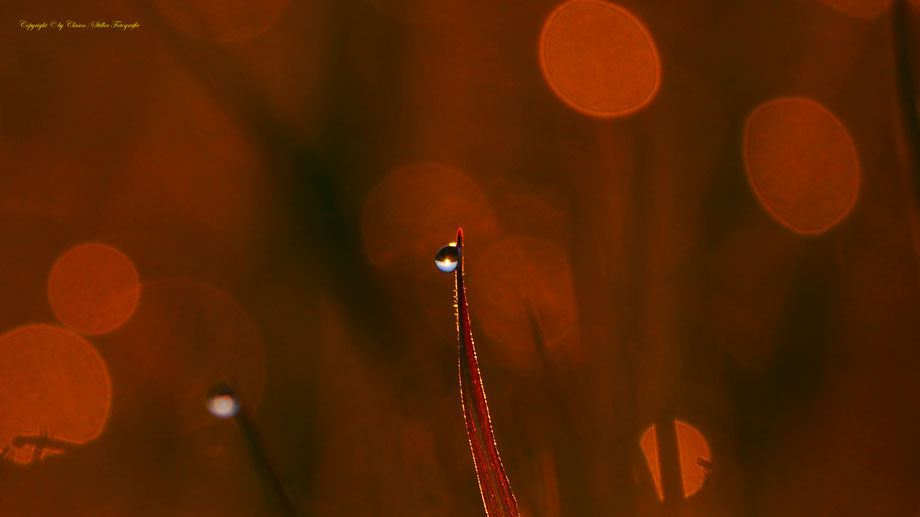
[447,228,520,517]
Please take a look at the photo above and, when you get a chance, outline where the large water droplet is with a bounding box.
[435,244,460,273]
[207,384,240,418]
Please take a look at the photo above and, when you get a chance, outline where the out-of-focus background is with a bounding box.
[2,0,920,515]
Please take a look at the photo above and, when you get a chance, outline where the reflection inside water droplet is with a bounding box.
[435,244,460,273]
[207,384,240,419]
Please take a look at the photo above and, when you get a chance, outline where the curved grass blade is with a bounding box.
[453,228,520,517]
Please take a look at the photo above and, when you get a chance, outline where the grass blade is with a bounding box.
[453,228,520,517]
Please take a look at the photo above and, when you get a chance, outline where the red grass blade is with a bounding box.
[454,228,520,517]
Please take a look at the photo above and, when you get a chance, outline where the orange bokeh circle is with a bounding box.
[361,163,497,270]
[0,325,111,464]
[706,222,800,370]
[468,237,580,368]
[744,98,860,235]
[640,420,712,500]
[540,0,661,117]
[48,243,140,335]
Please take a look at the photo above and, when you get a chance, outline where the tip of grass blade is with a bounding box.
[452,229,520,517]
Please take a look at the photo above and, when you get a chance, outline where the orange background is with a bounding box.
[2,0,920,515]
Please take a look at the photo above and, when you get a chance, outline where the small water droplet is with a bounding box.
[435,244,460,273]
[207,384,240,418]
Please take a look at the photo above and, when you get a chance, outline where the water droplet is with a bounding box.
[435,244,460,273]
[207,384,240,418]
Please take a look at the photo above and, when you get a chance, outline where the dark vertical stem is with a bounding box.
[632,115,685,516]
[889,0,920,282]
[653,416,683,516]
[235,409,301,517]
[893,0,920,190]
